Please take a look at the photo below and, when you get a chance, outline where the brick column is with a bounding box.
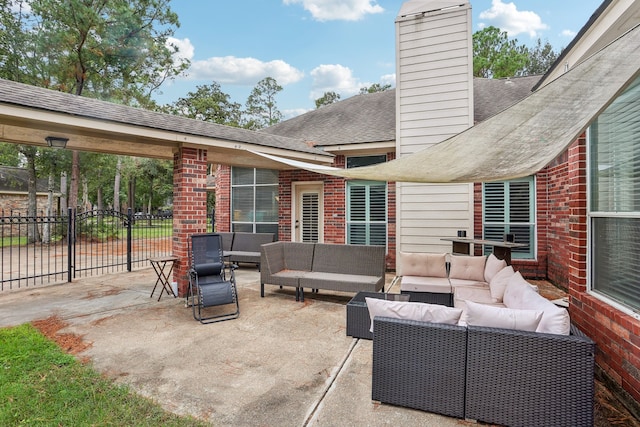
[172,147,208,296]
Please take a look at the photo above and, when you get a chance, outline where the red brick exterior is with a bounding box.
[514,133,640,407]
[215,152,397,270]
[172,147,208,296]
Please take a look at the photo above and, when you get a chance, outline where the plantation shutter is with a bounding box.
[483,179,534,258]
[301,192,319,243]
[347,181,386,246]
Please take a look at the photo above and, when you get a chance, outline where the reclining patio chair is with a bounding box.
[188,233,239,324]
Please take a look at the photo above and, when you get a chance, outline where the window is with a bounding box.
[346,155,387,246]
[231,167,278,235]
[589,75,640,312]
[482,178,535,259]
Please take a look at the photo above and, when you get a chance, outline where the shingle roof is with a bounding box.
[0,166,53,193]
[263,76,541,146]
[473,75,541,123]
[0,78,328,157]
[261,90,396,146]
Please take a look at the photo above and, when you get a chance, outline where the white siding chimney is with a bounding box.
[395,0,475,253]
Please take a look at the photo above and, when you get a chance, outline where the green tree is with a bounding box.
[472,26,529,78]
[359,83,391,94]
[523,38,559,75]
[0,0,187,225]
[315,91,341,108]
[0,142,23,166]
[244,77,283,130]
[168,81,242,126]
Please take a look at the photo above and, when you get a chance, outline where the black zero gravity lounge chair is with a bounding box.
[188,233,239,324]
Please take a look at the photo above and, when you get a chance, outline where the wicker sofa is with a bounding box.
[372,317,595,427]
[219,232,275,269]
[397,252,509,306]
[260,241,386,301]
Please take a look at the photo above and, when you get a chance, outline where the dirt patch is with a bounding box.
[32,315,92,356]
[81,287,124,300]
[595,381,640,426]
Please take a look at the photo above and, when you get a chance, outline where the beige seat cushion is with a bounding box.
[449,255,487,282]
[503,272,570,335]
[400,276,451,293]
[398,252,447,278]
[484,253,507,282]
[488,265,516,302]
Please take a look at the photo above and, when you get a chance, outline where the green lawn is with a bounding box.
[0,324,207,427]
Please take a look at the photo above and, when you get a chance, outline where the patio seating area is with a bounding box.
[0,267,636,426]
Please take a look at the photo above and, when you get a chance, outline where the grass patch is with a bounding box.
[0,324,207,426]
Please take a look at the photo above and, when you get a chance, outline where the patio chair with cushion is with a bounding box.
[188,233,239,324]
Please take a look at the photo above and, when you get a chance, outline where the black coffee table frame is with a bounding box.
[346,291,410,340]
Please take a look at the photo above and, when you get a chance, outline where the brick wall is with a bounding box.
[172,147,208,295]
[215,152,397,270]
[214,164,231,232]
[0,193,55,215]
[563,136,640,407]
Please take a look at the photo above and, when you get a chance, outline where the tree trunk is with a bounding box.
[60,171,67,214]
[82,177,90,211]
[43,171,54,244]
[25,150,40,243]
[113,157,122,213]
[69,150,80,212]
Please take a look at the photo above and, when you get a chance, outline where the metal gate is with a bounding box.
[1,208,172,291]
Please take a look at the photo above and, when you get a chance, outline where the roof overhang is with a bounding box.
[0,102,334,169]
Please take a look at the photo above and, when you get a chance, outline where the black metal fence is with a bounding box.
[1,208,173,291]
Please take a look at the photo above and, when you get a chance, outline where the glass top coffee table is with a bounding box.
[346,291,410,340]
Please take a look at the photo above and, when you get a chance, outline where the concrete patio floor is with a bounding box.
[0,268,465,426]
[1,267,638,426]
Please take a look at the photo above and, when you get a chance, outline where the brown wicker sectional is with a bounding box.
[372,317,595,427]
[260,241,386,301]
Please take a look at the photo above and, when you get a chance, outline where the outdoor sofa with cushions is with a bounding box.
[368,287,595,426]
[219,232,275,269]
[398,252,507,306]
[260,241,386,301]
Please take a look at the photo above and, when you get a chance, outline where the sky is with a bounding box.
[157,0,605,118]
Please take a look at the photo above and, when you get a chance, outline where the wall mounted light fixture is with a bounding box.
[45,136,69,148]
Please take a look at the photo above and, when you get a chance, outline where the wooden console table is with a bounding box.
[441,238,526,265]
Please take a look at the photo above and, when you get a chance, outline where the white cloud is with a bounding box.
[283,108,312,119]
[166,38,303,86]
[561,29,576,38]
[478,0,548,38]
[309,64,367,99]
[380,73,396,87]
[166,37,194,68]
[283,0,383,21]
[188,57,304,86]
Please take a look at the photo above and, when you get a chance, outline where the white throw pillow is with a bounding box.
[465,300,543,332]
[502,271,538,308]
[484,253,507,282]
[488,265,516,302]
[398,252,447,278]
[449,255,487,282]
[365,297,463,332]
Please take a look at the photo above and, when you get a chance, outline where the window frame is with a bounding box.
[230,167,279,235]
[587,75,640,317]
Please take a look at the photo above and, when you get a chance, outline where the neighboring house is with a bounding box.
[214,0,640,413]
[0,166,60,215]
